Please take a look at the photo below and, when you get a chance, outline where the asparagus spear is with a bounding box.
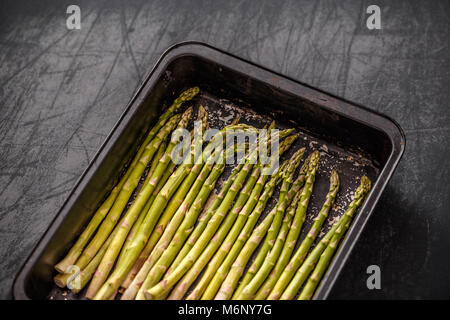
[118,107,208,271]
[169,136,299,300]
[115,140,168,267]
[170,166,264,300]
[95,125,253,299]
[54,185,143,291]
[79,113,182,270]
[120,107,209,268]
[186,161,287,300]
[132,142,245,300]
[54,88,199,274]
[166,164,265,300]
[122,146,235,300]
[298,176,371,300]
[280,219,341,299]
[282,176,371,300]
[183,145,303,300]
[214,206,276,300]
[85,108,193,298]
[167,167,240,274]
[121,130,212,292]
[237,151,317,299]
[163,122,259,275]
[143,129,293,300]
[139,154,260,299]
[251,150,320,299]
[165,124,279,276]
[232,154,311,299]
[232,152,312,298]
[268,170,339,300]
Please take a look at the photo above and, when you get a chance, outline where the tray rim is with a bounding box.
[12,41,405,300]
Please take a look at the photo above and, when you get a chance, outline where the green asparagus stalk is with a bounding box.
[118,106,208,272]
[143,129,293,300]
[168,165,263,300]
[298,176,371,300]
[187,161,286,300]
[133,156,232,300]
[115,140,168,267]
[233,152,311,298]
[73,114,182,278]
[168,124,287,275]
[268,170,339,300]
[54,188,138,291]
[281,176,371,300]
[169,136,299,300]
[215,153,309,301]
[95,125,253,300]
[85,108,193,298]
[280,219,341,299]
[122,153,222,300]
[214,207,276,300]
[54,88,199,274]
[237,151,317,300]
[140,155,260,299]
[167,166,241,274]
[120,112,209,291]
[251,150,320,299]
[185,145,302,300]
[119,106,209,272]
[232,153,312,299]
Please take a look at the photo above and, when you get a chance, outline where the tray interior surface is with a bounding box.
[17,52,390,300]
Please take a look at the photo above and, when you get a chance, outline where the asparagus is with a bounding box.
[251,150,320,299]
[186,146,303,300]
[214,206,276,300]
[122,148,231,300]
[55,183,141,291]
[165,125,282,276]
[85,109,193,298]
[169,136,299,300]
[54,88,199,274]
[232,154,311,299]
[71,114,183,280]
[167,167,240,274]
[96,125,253,299]
[143,129,293,300]
[280,219,341,299]
[165,122,262,274]
[282,176,371,300]
[133,149,238,300]
[268,170,339,300]
[140,157,259,299]
[237,151,316,300]
[210,150,302,301]
[170,166,264,300]
[298,176,371,300]
[232,152,311,298]
[116,140,168,267]
[121,107,209,270]
[118,107,208,273]
[187,161,287,300]
[121,134,212,292]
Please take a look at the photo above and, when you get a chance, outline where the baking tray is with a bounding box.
[12,42,405,300]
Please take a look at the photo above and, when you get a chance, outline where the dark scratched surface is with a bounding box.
[0,0,449,299]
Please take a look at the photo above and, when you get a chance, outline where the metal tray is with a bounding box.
[12,42,405,300]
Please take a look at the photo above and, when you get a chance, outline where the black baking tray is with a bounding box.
[12,42,405,300]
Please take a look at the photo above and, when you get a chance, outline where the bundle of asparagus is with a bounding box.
[53,87,372,300]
